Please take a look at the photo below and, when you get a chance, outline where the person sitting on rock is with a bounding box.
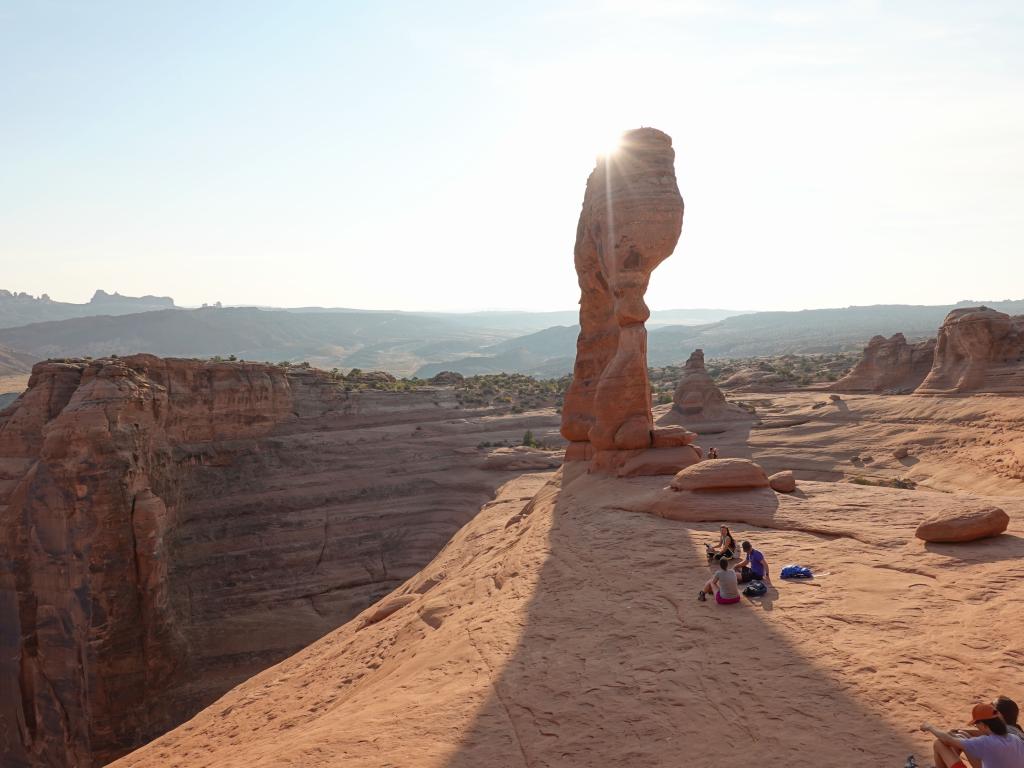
[921,703,1024,768]
[699,557,741,604]
[734,540,770,584]
[708,447,719,459]
[705,525,737,564]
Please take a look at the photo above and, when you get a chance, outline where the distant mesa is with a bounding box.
[89,289,175,308]
[915,306,1024,394]
[560,127,690,477]
[831,333,936,393]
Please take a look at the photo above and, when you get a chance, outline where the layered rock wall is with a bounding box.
[831,333,936,393]
[916,307,1024,394]
[560,128,684,470]
[0,355,559,766]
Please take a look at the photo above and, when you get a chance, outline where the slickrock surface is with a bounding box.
[561,128,683,465]
[670,457,769,491]
[662,391,1024,495]
[917,306,1024,394]
[915,506,1009,543]
[110,464,1024,767]
[0,355,561,767]
[831,333,936,393]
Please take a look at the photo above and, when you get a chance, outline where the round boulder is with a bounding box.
[670,457,769,491]
[769,470,797,493]
[915,506,1009,543]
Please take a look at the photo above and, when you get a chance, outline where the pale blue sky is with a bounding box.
[2,1,1022,311]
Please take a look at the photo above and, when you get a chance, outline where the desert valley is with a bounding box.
[1,126,1022,767]
[3,4,1024,767]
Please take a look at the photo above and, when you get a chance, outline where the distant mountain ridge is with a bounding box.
[416,300,1024,377]
[2,297,1021,378]
[0,289,176,328]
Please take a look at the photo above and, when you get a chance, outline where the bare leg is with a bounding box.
[933,739,964,768]
[702,579,714,595]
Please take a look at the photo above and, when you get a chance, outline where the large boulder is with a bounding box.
[560,128,684,462]
[916,307,1024,394]
[769,470,797,493]
[670,458,770,491]
[915,506,1009,543]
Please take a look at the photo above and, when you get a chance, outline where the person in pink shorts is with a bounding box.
[699,557,741,604]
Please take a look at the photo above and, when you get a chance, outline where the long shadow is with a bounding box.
[441,472,920,766]
[924,533,1024,565]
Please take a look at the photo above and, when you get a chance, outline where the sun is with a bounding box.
[596,131,624,158]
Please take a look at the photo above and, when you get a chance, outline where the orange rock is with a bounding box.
[769,470,797,493]
[916,307,1024,394]
[650,425,698,448]
[670,458,770,491]
[560,128,684,459]
[915,506,1009,542]
[832,333,935,393]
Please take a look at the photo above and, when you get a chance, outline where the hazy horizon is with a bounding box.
[3,1,1023,313]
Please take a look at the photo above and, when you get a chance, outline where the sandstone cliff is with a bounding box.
[0,355,560,766]
[831,333,936,393]
[916,306,1024,394]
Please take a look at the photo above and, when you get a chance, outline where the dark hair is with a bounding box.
[742,541,752,552]
[978,717,1008,736]
[995,696,1019,726]
[718,558,729,570]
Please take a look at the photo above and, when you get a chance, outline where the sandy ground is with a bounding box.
[111,387,1024,767]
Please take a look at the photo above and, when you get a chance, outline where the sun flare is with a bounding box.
[596,132,624,158]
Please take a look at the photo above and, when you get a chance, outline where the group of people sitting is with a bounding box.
[698,525,768,604]
[695,527,1022,766]
[920,697,1024,767]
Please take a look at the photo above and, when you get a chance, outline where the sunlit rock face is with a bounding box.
[831,333,936,394]
[560,127,684,471]
[916,307,1024,394]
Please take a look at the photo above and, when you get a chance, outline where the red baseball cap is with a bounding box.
[969,703,1001,724]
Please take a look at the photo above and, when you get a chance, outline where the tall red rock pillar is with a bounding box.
[561,128,685,470]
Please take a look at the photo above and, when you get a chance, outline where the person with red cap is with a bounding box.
[920,703,1024,767]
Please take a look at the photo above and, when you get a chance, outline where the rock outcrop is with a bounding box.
[669,458,770,491]
[0,355,561,767]
[915,506,1009,543]
[916,307,1024,394]
[671,349,748,421]
[831,333,936,393]
[560,127,685,474]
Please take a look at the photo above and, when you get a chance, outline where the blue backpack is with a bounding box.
[780,565,813,579]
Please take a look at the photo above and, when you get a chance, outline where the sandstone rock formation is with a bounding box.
[671,349,748,421]
[915,506,1009,543]
[0,355,561,767]
[480,446,564,471]
[769,470,797,493]
[831,333,936,393]
[669,458,770,491]
[916,307,1024,394]
[560,128,684,473]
